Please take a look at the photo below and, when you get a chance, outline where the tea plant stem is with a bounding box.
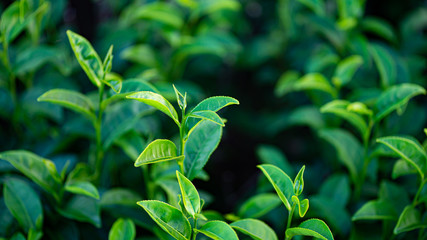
[177,113,187,174]
[413,178,427,206]
[1,42,17,103]
[191,217,198,240]
[94,83,105,183]
[286,204,296,230]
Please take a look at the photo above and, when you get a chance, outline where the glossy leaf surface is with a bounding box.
[394,205,425,234]
[176,171,200,217]
[332,55,363,87]
[258,164,294,210]
[293,165,305,196]
[58,195,101,228]
[352,200,398,221]
[108,218,136,240]
[285,219,334,240]
[231,219,278,240]
[238,193,281,218]
[65,181,100,200]
[195,221,239,240]
[135,139,184,166]
[190,96,239,113]
[189,110,224,126]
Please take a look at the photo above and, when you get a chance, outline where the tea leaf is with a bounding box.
[127,2,184,29]
[137,200,191,240]
[377,136,427,179]
[176,171,200,217]
[286,219,334,240]
[370,44,396,88]
[103,45,114,77]
[58,195,101,228]
[292,196,309,218]
[101,188,142,207]
[13,46,58,75]
[352,200,398,221]
[310,196,351,236]
[184,120,222,180]
[65,181,100,200]
[191,96,239,113]
[293,165,305,196]
[237,193,281,219]
[392,159,417,179]
[275,71,300,97]
[362,17,396,43]
[332,55,363,88]
[319,174,350,207]
[189,110,224,126]
[195,221,239,240]
[256,145,294,178]
[135,139,184,166]
[67,30,104,87]
[173,85,187,111]
[231,219,278,240]
[0,150,62,201]
[108,218,136,240]
[4,178,43,233]
[257,164,294,210]
[127,91,179,126]
[121,44,158,67]
[277,73,337,97]
[104,73,122,94]
[37,89,96,123]
[375,83,426,122]
[394,205,425,234]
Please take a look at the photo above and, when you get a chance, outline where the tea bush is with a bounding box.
[0,0,426,239]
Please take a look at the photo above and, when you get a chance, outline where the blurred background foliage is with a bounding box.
[1,0,427,239]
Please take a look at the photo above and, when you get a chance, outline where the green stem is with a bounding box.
[413,178,427,206]
[356,119,374,199]
[93,83,105,184]
[177,112,186,174]
[192,217,198,240]
[286,204,296,230]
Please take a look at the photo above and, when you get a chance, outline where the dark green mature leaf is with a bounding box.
[9,233,26,240]
[67,30,104,87]
[58,195,101,228]
[0,151,62,201]
[377,136,427,179]
[392,159,417,178]
[394,205,425,234]
[362,17,396,43]
[0,1,35,44]
[332,55,363,88]
[256,145,294,178]
[4,178,43,233]
[319,174,350,207]
[318,129,364,185]
[238,193,281,219]
[310,196,351,236]
[258,164,294,210]
[109,218,136,240]
[378,181,410,213]
[126,2,184,29]
[37,89,96,123]
[176,171,200,217]
[13,46,58,75]
[352,200,398,221]
[231,219,278,240]
[276,73,337,97]
[184,120,222,180]
[370,44,396,88]
[297,0,325,16]
[127,91,179,126]
[137,200,191,240]
[320,100,368,138]
[286,219,334,240]
[375,83,426,122]
[65,181,100,200]
[101,188,142,207]
[135,139,184,166]
[195,221,239,240]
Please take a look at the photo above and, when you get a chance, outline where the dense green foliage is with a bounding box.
[1,0,427,239]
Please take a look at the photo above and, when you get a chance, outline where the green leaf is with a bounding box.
[237,193,281,219]
[104,73,122,94]
[67,30,104,87]
[4,178,43,233]
[275,71,300,97]
[362,17,396,43]
[137,200,191,240]
[65,181,100,200]
[293,165,305,196]
[347,102,373,116]
[285,219,334,240]
[392,159,417,179]
[318,174,350,207]
[127,2,184,29]
[0,2,32,44]
[0,150,62,201]
[173,85,187,111]
[108,218,136,240]
[103,45,114,76]
[374,83,426,122]
[13,46,58,75]
[256,145,295,178]
[37,89,96,123]
[318,129,364,185]
[377,136,427,179]
[332,55,363,88]
[297,0,325,16]
[195,221,239,240]
[101,188,142,207]
[58,195,101,228]
[257,164,294,210]
[352,200,398,221]
[276,73,337,97]
[192,0,240,18]
[394,205,425,234]
[369,44,396,88]
[126,91,179,126]
[320,100,368,139]
[184,120,222,180]
[176,171,200,217]
[191,96,239,113]
[310,196,351,236]
[292,196,309,218]
[121,44,158,67]
[135,139,184,166]
[189,110,224,126]
[231,218,278,240]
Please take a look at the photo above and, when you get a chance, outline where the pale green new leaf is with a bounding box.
[127,2,184,29]
[127,91,179,126]
[137,200,191,240]
[237,193,281,219]
[104,73,123,93]
[352,200,398,221]
[257,164,294,210]
[0,150,62,201]
[134,139,184,166]
[375,83,426,122]
[293,165,305,196]
[285,219,334,240]
[377,136,427,179]
[195,221,239,240]
[67,30,104,87]
[108,218,136,240]
[190,96,239,113]
[4,179,43,233]
[231,219,278,240]
[176,171,200,217]
[394,205,426,234]
[37,89,96,123]
[279,73,337,97]
[292,196,309,218]
[121,44,158,67]
[332,55,363,88]
[103,45,114,77]
[275,71,300,97]
[392,159,417,179]
[184,120,222,180]
[189,110,224,126]
[65,181,100,200]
